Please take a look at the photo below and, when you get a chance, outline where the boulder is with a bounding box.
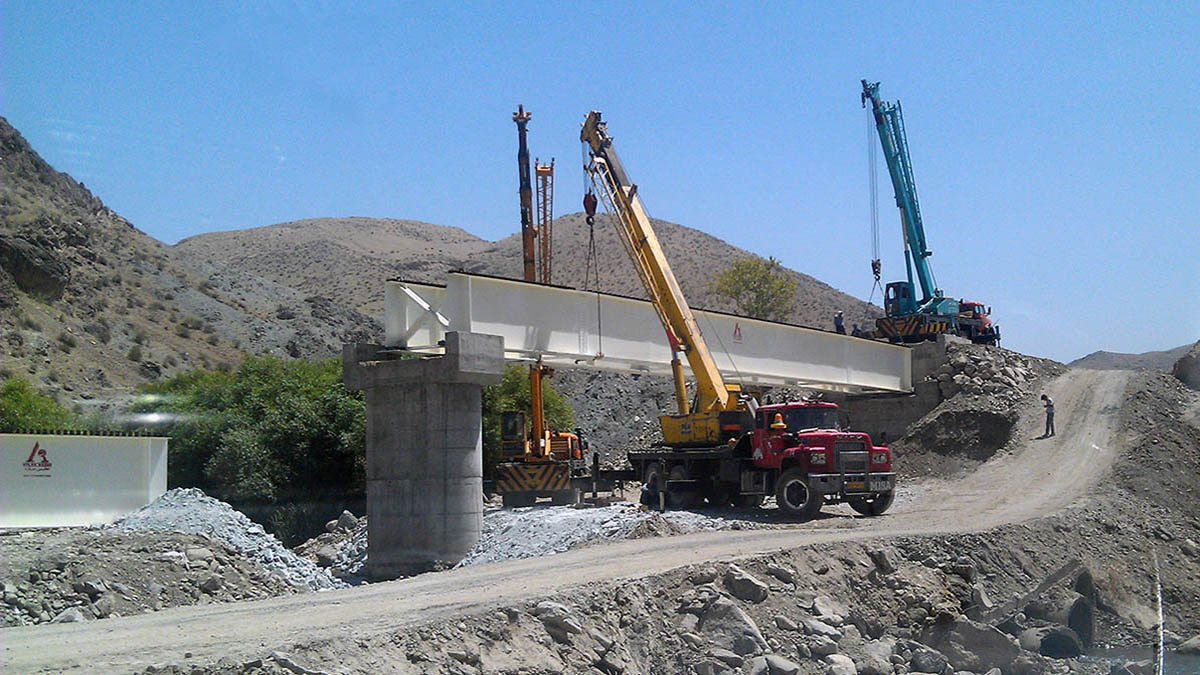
[775,615,799,631]
[1172,341,1200,390]
[724,564,769,603]
[849,639,895,675]
[826,654,858,675]
[0,235,70,300]
[50,607,86,623]
[909,646,949,674]
[337,510,359,530]
[1178,633,1200,654]
[200,574,224,594]
[533,601,583,636]
[920,617,1019,673]
[763,654,803,675]
[1018,624,1083,658]
[708,648,743,667]
[802,617,843,640]
[315,546,338,568]
[809,635,838,656]
[698,596,767,653]
[766,562,797,584]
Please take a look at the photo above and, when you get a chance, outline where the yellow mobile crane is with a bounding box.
[580,111,896,517]
[580,111,745,447]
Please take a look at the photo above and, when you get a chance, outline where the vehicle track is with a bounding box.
[1,369,1130,672]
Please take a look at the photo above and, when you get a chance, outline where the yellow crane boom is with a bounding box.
[580,111,741,446]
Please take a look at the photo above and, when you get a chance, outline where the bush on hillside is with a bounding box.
[0,377,79,432]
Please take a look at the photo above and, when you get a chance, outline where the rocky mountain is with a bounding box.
[1068,343,1193,372]
[0,116,378,408]
[175,213,882,331]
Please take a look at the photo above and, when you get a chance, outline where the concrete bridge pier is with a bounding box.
[343,332,504,580]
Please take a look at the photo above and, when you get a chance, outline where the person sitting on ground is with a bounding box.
[834,311,845,334]
[1041,393,1055,437]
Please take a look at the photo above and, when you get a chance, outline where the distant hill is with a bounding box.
[0,116,378,405]
[175,212,882,331]
[1069,343,1194,371]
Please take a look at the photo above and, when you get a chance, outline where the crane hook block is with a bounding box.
[583,191,598,225]
[871,259,881,281]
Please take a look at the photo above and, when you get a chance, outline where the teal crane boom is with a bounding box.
[861,80,999,345]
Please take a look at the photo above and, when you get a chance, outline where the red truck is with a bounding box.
[630,401,895,520]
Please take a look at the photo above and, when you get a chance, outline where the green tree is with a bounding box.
[0,377,79,432]
[481,364,575,478]
[132,356,365,544]
[710,255,798,322]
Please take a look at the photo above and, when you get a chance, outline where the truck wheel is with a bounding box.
[730,493,765,508]
[775,468,822,520]
[668,465,704,509]
[850,492,894,516]
[642,461,666,503]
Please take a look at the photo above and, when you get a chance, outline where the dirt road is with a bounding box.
[2,369,1130,672]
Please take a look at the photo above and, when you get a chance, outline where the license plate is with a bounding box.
[846,481,865,490]
[869,480,889,491]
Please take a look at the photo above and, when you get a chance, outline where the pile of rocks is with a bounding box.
[116,488,344,591]
[927,342,1059,402]
[0,529,297,627]
[294,510,368,583]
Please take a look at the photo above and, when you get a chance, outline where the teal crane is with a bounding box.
[861,80,999,344]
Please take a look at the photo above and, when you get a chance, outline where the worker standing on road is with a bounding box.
[834,311,845,334]
[1041,394,1055,437]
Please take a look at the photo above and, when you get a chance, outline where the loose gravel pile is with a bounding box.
[457,502,733,567]
[116,488,344,591]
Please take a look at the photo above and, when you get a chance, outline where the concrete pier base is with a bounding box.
[343,332,503,580]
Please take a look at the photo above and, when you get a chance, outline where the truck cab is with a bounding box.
[748,402,895,519]
[956,301,1001,345]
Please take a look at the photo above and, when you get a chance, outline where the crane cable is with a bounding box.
[581,142,603,358]
[864,114,884,330]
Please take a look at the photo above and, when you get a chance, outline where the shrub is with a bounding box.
[22,317,41,331]
[57,332,77,351]
[127,345,143,362]
[0,378,78,431]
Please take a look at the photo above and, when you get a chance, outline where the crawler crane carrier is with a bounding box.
[581,111,895,518]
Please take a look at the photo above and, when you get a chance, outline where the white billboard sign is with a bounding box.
[1,433,168,528]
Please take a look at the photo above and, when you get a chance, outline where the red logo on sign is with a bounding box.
[732,323,743,344]
[23,442,52,473]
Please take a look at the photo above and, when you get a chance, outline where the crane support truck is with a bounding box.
[862,80,1000,346]
[581,111,895,519]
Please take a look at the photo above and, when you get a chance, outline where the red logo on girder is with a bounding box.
[732,323,743,344]
[23,442,52,474]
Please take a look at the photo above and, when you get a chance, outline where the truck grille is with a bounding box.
[838,450,869,473]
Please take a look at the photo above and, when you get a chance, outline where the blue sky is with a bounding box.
[3,2,1197,363]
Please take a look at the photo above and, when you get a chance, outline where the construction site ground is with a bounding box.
[4,367,1200,673]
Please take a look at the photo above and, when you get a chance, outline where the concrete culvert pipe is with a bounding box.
[1019,625,1084,658]
[1025,591,1095,646]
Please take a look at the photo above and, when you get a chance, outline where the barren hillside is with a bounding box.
[1069,342,1193,371]
[175,213,882,331]
[0,117,378,405]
